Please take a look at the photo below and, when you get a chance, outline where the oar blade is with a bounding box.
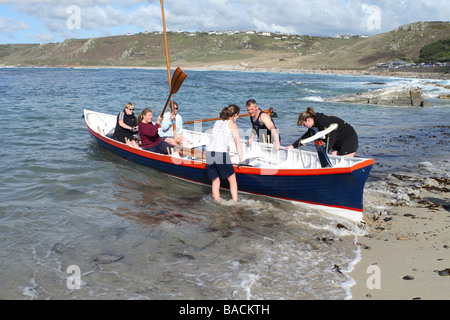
[171,67,187,94]
[160,67,187,117]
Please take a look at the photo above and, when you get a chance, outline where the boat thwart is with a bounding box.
[84,109,374,222]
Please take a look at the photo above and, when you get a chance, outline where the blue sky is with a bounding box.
[0,0,449,44]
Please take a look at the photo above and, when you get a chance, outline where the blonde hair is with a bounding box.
[125,102,134,110]
[297,107,316,126]
[219,104,240,120]
[138,108,152,123]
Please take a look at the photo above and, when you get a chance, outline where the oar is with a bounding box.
[160,0,182,144]
[160,0,171,89]
[184,108,275,124]
[160,67,187,118]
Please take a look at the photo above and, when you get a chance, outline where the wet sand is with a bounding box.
[8,63,448,300]
[350,189,450,300]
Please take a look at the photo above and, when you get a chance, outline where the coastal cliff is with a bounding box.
[1,21,449,79]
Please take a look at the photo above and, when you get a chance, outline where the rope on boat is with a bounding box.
[298,145,305,169]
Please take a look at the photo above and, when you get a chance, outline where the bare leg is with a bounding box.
[343,152,356,157]
[332,149,356,158]
[164,137,177,146]
[211,177,221,201]
[227,173,238,202]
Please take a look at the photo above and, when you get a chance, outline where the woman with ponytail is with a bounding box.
[287,107,358,157]
[206,104,244,202]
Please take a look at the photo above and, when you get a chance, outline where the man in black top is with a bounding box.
[246,99,280,150]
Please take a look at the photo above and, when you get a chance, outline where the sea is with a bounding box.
[0,67,449,301]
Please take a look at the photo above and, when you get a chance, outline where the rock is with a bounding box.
[421,100,433,107]
[402,275,414,280]
[438,94,450,100]
[435,268,450,276]
[325,86,425,106]
[337,223,349,230]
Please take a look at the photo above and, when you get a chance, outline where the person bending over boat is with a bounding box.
[246,99,280,150]
[138,108,176,155]
[158,101,187,147]
[113,102,139,148]
[287,107,358,157]
[206,104,244,202]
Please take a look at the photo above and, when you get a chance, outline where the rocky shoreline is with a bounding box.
[325,86,430,107]
[3,62,450,80]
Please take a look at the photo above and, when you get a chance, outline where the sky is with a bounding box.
[0,0,449,44]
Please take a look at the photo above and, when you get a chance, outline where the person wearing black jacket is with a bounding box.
[113,102,139,148]
[287,107,358,157]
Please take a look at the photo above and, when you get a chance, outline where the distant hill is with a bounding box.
[0,21,449,72]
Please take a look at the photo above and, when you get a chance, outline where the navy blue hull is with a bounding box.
[90,130,373,219]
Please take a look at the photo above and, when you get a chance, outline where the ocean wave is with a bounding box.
[301,96,324,102]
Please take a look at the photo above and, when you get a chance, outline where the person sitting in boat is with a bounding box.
[158,101,187,147]
[113,102,139,148]
[287,107,358,157]
[246,99,280,150]
[138,108,178,156]
[206,104,244,202]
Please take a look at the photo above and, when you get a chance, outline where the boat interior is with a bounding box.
[85,110,366,170]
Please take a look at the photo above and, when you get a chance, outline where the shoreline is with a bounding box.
[2,63,449,80]
[4,63,449,300]
[349,189,450,300]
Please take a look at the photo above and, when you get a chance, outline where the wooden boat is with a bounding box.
[84,108,374,222]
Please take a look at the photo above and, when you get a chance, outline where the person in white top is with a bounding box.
[206,104,244,202]
[159,101,187,146]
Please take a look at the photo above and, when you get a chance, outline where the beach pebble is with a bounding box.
[435,268,450,277]
[336,223,349,230]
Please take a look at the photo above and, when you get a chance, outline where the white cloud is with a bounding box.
[0,16,30,35]
[0,0,448,43]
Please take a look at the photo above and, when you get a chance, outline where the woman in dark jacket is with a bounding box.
[113,102,139,148]
[287,107,358,157]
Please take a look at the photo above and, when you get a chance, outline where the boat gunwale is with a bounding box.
[84,109,374,176]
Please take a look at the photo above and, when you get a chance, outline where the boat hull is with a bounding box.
[86,118,373,222]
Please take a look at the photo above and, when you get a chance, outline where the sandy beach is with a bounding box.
[191,64,450,299]
[350,187,450,300]
[187,64,450,300]
[84,63,449,299]
[3,64,448,300]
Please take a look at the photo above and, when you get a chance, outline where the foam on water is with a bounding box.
[1,67,448,300]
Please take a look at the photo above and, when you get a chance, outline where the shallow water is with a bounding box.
[0,67,449,299]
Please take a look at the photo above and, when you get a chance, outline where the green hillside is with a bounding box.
[0,21,449,71]
[418,39,450,63]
